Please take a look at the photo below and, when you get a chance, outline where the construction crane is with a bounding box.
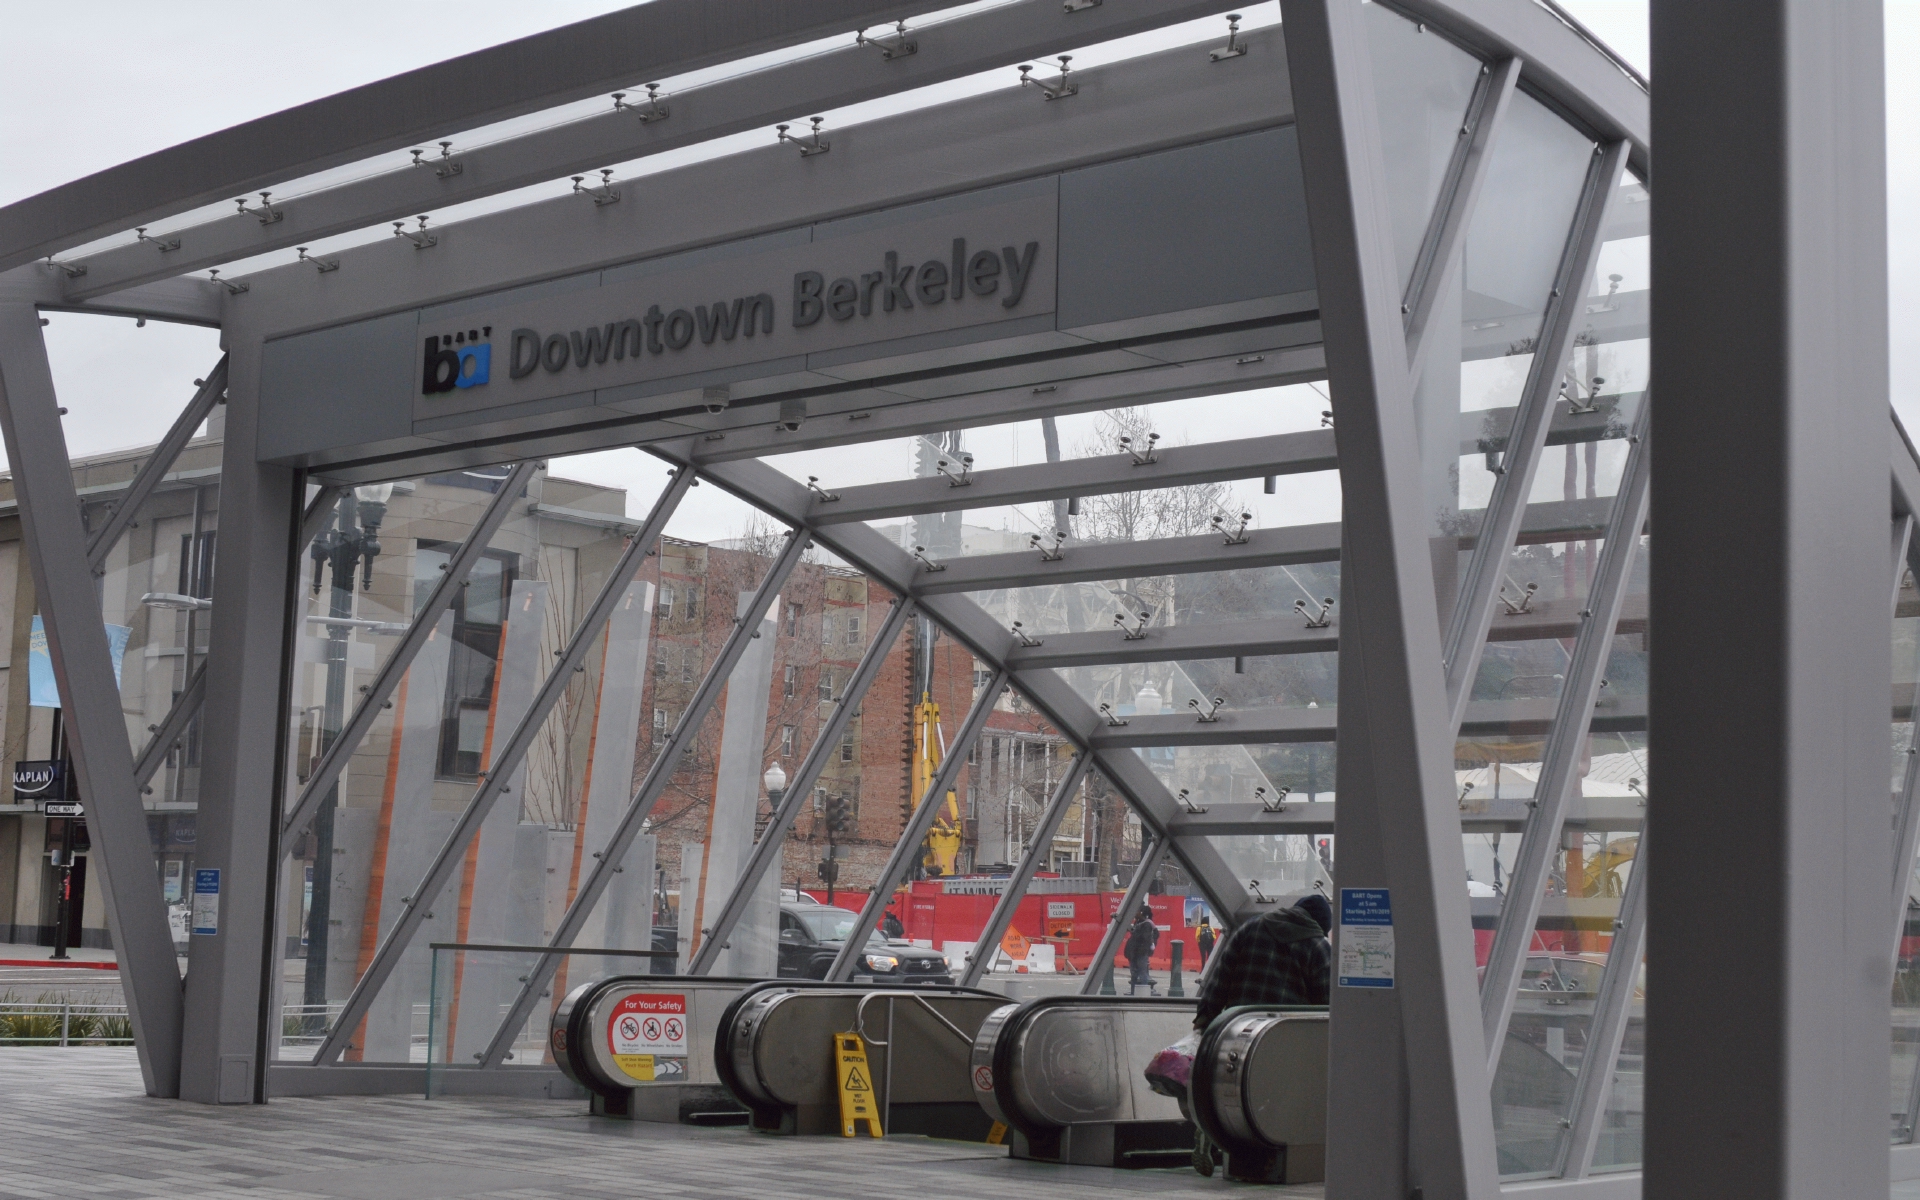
[916,691,963,877]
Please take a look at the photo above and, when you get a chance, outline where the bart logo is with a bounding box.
[422,326,492,394]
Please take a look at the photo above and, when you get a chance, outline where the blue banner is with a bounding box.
[29,615,132,708]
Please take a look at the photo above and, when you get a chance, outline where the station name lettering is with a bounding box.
[496,237,1043,384]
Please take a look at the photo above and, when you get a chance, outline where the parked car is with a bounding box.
[777,904,953,985]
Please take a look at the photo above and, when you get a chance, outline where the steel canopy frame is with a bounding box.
[0,309,184,1097]
[1281,2,1501,1197]
[0,0,932,273]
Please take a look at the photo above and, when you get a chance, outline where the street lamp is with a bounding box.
[300,484,392,1027]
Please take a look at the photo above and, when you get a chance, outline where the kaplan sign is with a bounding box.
[411,187,1056,426]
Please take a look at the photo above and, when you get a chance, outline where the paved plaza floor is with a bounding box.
[0,1047,1322,1200]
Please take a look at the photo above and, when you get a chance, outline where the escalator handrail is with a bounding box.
[984,993,1198,1142]
[1189,1003,1329,1152]
[711,978,1006,1119]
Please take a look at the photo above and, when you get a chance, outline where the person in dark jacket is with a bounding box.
[1124,907,1159,995]
[1192,893,1332,1031]
[1186,893,1333,1177]
[882,908,905,940]
[1195,917,1217,966]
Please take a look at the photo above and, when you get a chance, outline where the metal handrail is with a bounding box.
[854,990,973,1048]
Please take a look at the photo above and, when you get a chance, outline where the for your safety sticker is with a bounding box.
[607,992,688,1083]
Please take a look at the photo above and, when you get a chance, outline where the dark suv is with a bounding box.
[777,904,953,985]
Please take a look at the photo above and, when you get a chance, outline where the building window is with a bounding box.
[845,614,861,645]
[818,670,833,702]
[654,708,667,735]
[785,604,801,638]
[783,664,796,698]
[682,651,696,683]
[781,725,795,758]
[840,731,855,763]
[655,645,667,675]
[415,544,517,780]
[822,614,834,644]
[659,586,675,621]
[683,586,699,622]
[813,786,827,813]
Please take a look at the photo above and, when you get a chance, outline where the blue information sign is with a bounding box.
[1337,887,1395,988]
[191,868,221,937]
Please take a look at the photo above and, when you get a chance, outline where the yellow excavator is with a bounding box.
[916,691,964,877]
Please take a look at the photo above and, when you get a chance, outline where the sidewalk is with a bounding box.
[0,942,116,968]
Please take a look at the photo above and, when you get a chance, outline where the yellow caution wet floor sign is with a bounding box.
[834,1032,883,1137]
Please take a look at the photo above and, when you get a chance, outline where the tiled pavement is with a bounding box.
[0,1048,1324,1199]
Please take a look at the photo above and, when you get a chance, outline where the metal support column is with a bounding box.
[689,598,915,975]
[1478,398,1650,1061]
[178,336,300,1104]
[1645,1,1889,1195]
[826,669,1008,981]
[476,528,810,1064]
[1280,2,1499,1195]
[1078,836,1169,996]
[316,469,692,1064]
[0,305,182,1096]
[960,754,1091,987]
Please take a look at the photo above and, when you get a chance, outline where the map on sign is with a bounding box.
[606,992,689,1082]
[1337,888,1395,988]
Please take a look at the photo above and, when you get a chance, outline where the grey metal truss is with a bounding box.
[133,661,206,790]
[85,358,228,573]
[806,430,1338,526]
[281,460,538,843]
[1478,393,1651,1066]
[475,527,811,1066]
[1441,140,1629,728]
[0,307,182,1096]
[1169,793,1647,839]
[316,468,693,1064]
[1006,618,1339,671]
[0,0,932,273]
[687,597,917,975]
[55,0,1231,302]
[1281,0,1500,1195]
[216,22,1299,344]
[1557,826,1647,1177]
[826,669,1010,981]
[1894,516,1914,613]
[677,452,1254,925]
[1402,56,1520,384]
[960,753,1094,988]
[1078,836,1170,996]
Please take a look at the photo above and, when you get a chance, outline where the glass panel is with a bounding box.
[277,459,706,1060]
[1361,2,1486,294]
[66,434,225,953]
[1475,729,1645,1175]
[1422,91,1598,621]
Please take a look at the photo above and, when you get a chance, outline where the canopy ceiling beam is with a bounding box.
[1170,795,1649,837]
[56,0,1234,302]
[807,429,1338,526]
[220,23,1296,339]
[0,0,932,273]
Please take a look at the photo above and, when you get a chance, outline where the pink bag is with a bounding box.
[1144,1031,1201,1098]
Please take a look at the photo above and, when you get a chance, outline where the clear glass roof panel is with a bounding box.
[1361,2,1486,295]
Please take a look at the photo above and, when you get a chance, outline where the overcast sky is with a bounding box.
[0,1,1912,542]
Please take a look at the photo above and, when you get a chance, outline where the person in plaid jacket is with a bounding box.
[1192,892,1333,1032]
